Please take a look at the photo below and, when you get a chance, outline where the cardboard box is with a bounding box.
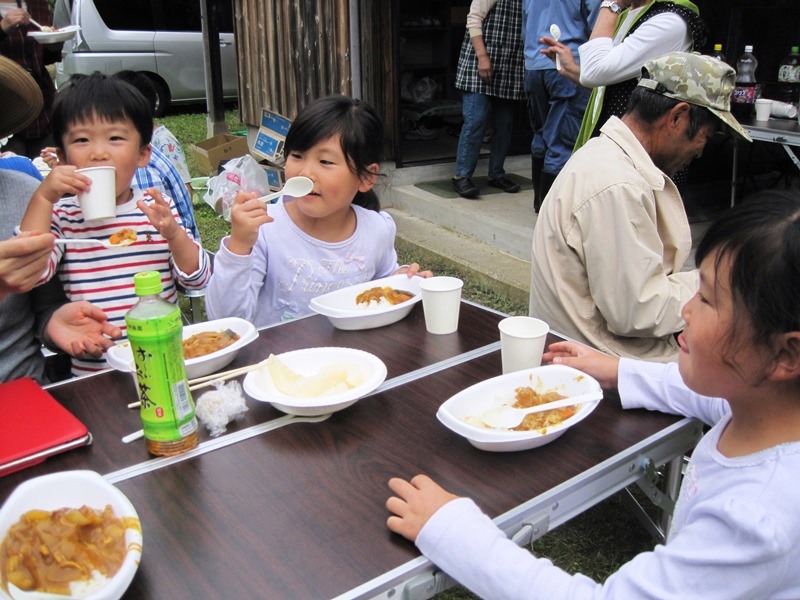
[252,109,293,165]
[190,133,249,175]
[260,162,285,191]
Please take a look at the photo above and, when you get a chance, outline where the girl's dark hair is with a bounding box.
[51,72,153,153]
[695,190,800,359]
[283,95,384,211]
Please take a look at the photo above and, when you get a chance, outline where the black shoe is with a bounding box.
[452,177,479,199]
[488,176,520,193]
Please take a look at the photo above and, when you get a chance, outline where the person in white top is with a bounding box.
[386,189,800,599]
[540,0,707,150]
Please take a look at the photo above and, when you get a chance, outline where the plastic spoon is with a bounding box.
[53,237,134,249]
[257,176,313,204]
[550,24,562,71]
[27,17,44,30]
[13,226,135,249]
[480,391,602,429]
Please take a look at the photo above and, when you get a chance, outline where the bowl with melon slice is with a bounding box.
[242,347,387,416]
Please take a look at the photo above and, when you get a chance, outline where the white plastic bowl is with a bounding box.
[0,470,142,600]
[242,347,387,416]
[106,316,258,380]
[437,364,603,452]
[309,274,423,330]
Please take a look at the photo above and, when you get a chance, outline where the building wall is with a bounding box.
[233,0,353,122]
[233,0,396,159]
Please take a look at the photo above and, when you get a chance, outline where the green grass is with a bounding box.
[161,107,657,598]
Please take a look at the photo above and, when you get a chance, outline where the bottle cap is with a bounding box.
[792,46,799,53]
[133,271,164,296]
[714,43,722,51]
[744,45,753,53]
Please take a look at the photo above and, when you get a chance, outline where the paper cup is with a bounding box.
[498,316,550,374]
[76,166,116,221]
[771,101,798,119]
[754,99,772,121]
[419,276,463,334]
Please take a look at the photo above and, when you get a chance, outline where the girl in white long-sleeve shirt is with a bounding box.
[206,96,430,327]
[386,189,800,599]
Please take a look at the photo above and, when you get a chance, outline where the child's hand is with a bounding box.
[394,263,432,278]
[543,340,620,389]
[139,188,182,241]
[386,475,459,542]
[38,165,90,204]
[45,301,121,359]
[228,190,274,256]
[39,147,60,168]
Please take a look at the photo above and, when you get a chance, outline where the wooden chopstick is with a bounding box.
[126,360,268,408]
[189,360,267,390]
[188,368,253,392]
[187,360,267,386]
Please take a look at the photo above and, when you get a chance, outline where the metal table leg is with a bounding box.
[731,138,739,207]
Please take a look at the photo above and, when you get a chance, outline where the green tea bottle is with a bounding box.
[125,271,198,456]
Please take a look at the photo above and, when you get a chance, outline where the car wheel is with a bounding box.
[145,76,170,117]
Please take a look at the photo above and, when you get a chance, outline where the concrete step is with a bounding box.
[381,156,534,305]
[386,208,532,306]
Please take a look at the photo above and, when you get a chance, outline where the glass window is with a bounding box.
[158,0,234,34]
[159,0,201,32]
[94,0,155,31]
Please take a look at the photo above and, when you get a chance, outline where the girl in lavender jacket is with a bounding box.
[207,96,429,327]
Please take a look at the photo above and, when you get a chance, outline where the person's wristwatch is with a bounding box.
[600,1,623,14]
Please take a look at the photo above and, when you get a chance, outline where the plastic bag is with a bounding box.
[195,380,248,437]
[411,76,438,103]
[203,155,271,220]
[400,74,439,104]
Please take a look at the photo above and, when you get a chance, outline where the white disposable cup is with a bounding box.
[76,166,117,221]
[498,316,550,374]
[771,101,798,119]
[419,276,463,334]
[754,99,772,121]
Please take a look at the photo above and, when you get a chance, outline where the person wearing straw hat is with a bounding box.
[530,51,751,362]
[0,0,61,158]
[0,54,119,382]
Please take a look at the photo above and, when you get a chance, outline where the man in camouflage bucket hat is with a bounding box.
[637,51,751,142]
[530,51,752,362]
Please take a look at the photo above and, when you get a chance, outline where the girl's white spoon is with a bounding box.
[13,227,134,249]
[257,176,313,204]
[480,391,602,430]
[550,24,562,71]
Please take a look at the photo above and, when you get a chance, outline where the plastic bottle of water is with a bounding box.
[732,45,759,119]
[778,46,800,104]
[126,271,198,456]
[711,43,727,65]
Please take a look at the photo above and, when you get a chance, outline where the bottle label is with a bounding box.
[127,311,198,443]
[732,84,759,104]
[778,65,800,83]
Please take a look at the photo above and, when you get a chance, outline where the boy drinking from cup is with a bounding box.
[19,73,210,375]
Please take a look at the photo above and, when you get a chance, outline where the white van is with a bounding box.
[56,0,238,115]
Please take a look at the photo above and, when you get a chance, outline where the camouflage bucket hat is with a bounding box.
[637,51,752,142]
